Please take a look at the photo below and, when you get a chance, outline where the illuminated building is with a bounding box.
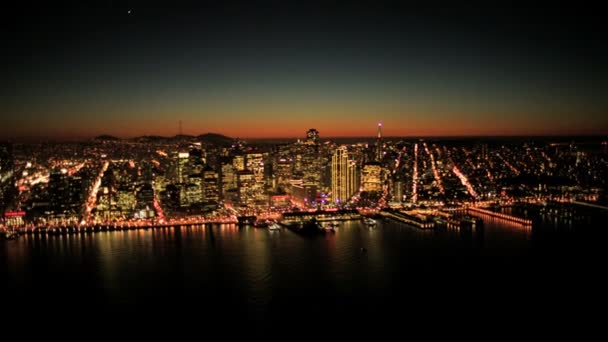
[331,146,359,204]
[181,174,202,207]
[164,184,180,209]
[292,183,317,207]
[237,170,256,206]
[136,183,155,208]
[49,168,69,213]
[275,158,293,191]
[135,183,155,217]
[246,152,266,201]
[188,143,204,175]
[233,155,245,172]
[221,160,237,198]
[392,176,404,202]
[306,128,319,145]
[376,122,383,162]
[177,152,189,184]
[202,165,219,203]
[67,174,85,211]
[361,162,382,192]
[481,144,489,160]
[116,186,136,213]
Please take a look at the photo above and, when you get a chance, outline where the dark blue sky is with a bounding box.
[1,1,606,140]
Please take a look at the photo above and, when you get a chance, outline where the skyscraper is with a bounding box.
[305,128,319,145]
[176,152,189,184]
[361,162,382,192]
[202,165,219,203]
[331,146,358,204]
[376,122,383,162]
[49,168,69,213]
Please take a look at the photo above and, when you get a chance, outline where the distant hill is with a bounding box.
[197,133,234,146]
[128,133,233,145]
[94,134,120,141]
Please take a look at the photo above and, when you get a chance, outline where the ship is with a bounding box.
[363,217,377,227]
[3,230,19,240]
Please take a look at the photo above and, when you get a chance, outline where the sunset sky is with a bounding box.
[2,1,607,140]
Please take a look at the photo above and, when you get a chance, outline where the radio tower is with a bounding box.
[179,120,183,136]
[376,122,383,162]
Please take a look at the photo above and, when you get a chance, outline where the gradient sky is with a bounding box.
[1,1,607,140]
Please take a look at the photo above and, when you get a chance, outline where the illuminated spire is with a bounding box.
[376,122,383,161]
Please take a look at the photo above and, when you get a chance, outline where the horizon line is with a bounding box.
[3,132,608,143]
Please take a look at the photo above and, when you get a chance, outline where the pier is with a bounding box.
[1,218,239,238]
[466,206,532,226]
[379,209,435,229]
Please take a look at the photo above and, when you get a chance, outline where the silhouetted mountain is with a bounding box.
[173,134,195,140]
[128,133,233,145]
[197,133,234,146]
[94,135,120,141]
[131,135,167,143]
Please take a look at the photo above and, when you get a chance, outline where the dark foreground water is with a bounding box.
[2,208,608,332]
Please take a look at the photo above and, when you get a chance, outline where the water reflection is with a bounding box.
[3,207,606,320]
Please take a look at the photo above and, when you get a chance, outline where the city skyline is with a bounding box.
[2,2,607,140]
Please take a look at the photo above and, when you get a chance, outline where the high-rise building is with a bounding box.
[237,170,256,206]
[481,144,488,160]
[116,185,136,214]
[49,168,69,213]
[177,152,189,184]
[202,166,219,203]
[188,143,204,175]
[233,154,246,172]
[331,146,359,204]
[376,122,383,162]
[306,128,319,145]
[361,162,382,192]
[221,160,237,198]
[136,183,155,208]
[181,174,202,207]
[136,183,155,218]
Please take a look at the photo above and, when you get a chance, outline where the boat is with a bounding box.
[268,222,281,231]
[289,218,327,236]
[3,230,19,240]
[320,222,336,233]
[363,217,377,227]
[253,219,270,228]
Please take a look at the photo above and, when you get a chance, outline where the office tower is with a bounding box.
[237,170,256,206]
[220,159,237,198]
[177,152,189,184]
[233,154,245,172]
[331,146,359,204]
[116,185,136,214]
[306,128,319,145]
[180,172,202,208]
[481,144,488,160]
[136,183,155,208]
[202,165,219,203]
[49,168,69,213]
[361,162,382,192]
[376,122,383,162]
[188,143,204,175]
[392,175,404,202]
